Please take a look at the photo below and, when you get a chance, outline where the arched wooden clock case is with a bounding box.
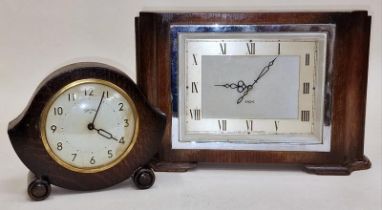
[8,63,166,200]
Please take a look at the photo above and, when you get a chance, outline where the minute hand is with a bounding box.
[91,91,105,126]
[236,55,279,104]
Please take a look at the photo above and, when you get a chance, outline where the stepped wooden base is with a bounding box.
[150,161,197,172]
[151,156,371,175]
[304,156,371,175]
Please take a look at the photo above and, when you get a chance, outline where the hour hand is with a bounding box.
[214,55,279,104]
[88,124,118,141]
[94,128,118,141]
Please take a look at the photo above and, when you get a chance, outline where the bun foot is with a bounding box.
[27,172,51,201]
[133,167,155,189]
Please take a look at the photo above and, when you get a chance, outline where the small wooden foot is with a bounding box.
[133,167,155,189]
[304,156,371,175]
[27,172,51,201]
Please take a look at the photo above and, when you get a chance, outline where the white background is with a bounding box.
[0,0,380,209]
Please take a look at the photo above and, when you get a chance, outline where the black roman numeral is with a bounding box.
[301,110,310,122]
[303,82,310,94]
[278,43,281,55]
[220,43,227,55]
[274,121,280,133]
[193,54,198,65]
[246,120,253,132]
[191,82,198,93]
[218,120,227,131]
[246,42,255,54]
[305,53,310,66]
[189,109,201,120]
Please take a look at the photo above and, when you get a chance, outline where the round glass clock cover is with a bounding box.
[41,79,138,173]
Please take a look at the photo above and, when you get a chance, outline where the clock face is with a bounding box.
[41,79,138,173]
[172,26,332,151]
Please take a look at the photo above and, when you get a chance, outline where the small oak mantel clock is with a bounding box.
[135,11,371,174]
[8,63,166,200]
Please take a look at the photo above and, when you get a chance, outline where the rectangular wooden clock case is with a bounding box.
[135,11,371,175]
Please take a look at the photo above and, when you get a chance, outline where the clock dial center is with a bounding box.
[42,79,138,172]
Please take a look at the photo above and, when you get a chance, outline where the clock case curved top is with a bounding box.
[8,62,166,190]
[136,11,371,175]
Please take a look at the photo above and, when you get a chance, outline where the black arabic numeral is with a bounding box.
[90,156,96,164]
[124,119,129,127]
[108,150,113,158]
[54,107,63,115]
[51,125,57,133]
[118,103,124,111]
[68,93,75,101]
[119,137,125,144]
[57,142,63,151]
[85,89,94,96]
[71,153,77,161]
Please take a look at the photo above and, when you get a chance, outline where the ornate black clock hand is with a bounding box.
[93,127,119,141]
[214,55,279,104]
[88,91,105,130]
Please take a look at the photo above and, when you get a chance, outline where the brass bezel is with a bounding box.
[40,79,139,174]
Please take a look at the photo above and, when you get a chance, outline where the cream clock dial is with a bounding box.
[175,31,330,151]
[41,79,138,173]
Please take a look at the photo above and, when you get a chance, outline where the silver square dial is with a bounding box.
[172,25,334,152]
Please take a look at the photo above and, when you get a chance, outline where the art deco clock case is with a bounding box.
[136,11,371,174]
[8,62,166,200]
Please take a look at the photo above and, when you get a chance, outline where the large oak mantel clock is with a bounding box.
[136,11,371,174]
